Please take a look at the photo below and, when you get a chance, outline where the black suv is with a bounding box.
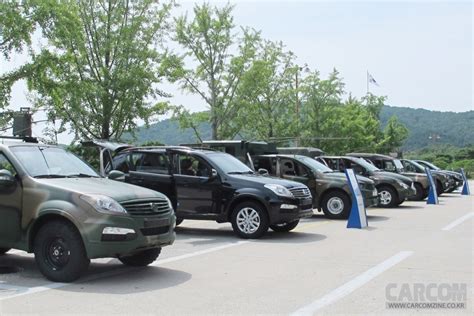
[87,141,314,239]
[318,156,416,207]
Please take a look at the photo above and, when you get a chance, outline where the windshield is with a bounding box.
[393,159,404,172]
[353,157,380,172]
[11,146,99,178]
[296,155,333,173]
[419,160,439,170]
[408,160,426,173]
[206,152,254,174]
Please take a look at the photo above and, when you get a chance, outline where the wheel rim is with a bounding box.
[236,207,261,234]
[43,237,71,271]
[380,190,392,205]
[327,197,344,215]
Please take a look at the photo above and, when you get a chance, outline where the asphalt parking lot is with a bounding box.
[0,183,472,315]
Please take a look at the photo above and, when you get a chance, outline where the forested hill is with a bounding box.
[130,106,473,150]
[380,106,473,150]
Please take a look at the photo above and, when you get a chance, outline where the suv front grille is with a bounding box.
[121,199,171,216]
[289,187,311,199]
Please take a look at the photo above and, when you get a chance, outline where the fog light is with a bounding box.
[102,227,135,235]
[281,204,298,209]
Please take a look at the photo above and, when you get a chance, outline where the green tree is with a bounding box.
[237,40,297,140]
[173,3,260,140]
[28,0,176,140]
[376,115,409,153]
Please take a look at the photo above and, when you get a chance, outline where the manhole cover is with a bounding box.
[0,266,22,274]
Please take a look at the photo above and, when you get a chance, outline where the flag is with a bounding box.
[368,72,379,86]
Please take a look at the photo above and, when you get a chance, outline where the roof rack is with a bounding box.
[0,135,38,143]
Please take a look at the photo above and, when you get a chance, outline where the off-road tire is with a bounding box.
[231,201,269,239]
[175,218,184,226]
[118,248,161,267]
[321,191,351,219]
[409,183,425,201]
[270,220,300,232]
[34,220,90,282]
[378,186,398,208]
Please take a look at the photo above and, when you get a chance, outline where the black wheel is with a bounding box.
[118,248,161,267]
[175,218,184,226]
[0,248,11,255]
[34,220,90,282]
[436,180,443,196]
[270,220,300,232]
[409,183,425,201]
[321,191,351,219]
[231,201,269,239]
[378,186,398,208]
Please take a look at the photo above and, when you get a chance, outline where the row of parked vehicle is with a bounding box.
[0,137,464,282]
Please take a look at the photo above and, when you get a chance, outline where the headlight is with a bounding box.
[80,195,127,214]
[398,181,409,189]
[264,184,294,198]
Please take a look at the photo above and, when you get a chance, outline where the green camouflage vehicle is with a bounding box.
[252,154,379,219]
[347,153,430,201]
[0,139,175,282]
[400,159,453,196]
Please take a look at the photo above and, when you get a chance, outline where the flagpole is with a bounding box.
[366,70,369,95]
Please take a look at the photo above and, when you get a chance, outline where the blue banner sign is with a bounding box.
[344,168,368,229]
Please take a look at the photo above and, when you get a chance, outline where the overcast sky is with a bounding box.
[1,0,472,142]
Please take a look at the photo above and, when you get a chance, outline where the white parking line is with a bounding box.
[291,251,413,315]
[442,212,474,231]
[0,241,249,301]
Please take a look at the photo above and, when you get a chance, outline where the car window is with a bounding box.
[402,161,416,172]
[383,160,397,172]
[133,152,169,174]
[281,159,296,176]
[112,153,130,173]
[0,153,17,176]
[253,157,275,175]
[177,155,211,177]
[294,161,310,177]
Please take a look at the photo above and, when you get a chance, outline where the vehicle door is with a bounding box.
[170,152,220,217]
[81,140,132,177]
[125,151,175,203]
[0,152,22,243]
[279,158,311,184]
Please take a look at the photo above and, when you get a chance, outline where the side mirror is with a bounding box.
[210,168,218,179]
[258,168,269,176]
[0,169,15,187]
[108,170,125,181]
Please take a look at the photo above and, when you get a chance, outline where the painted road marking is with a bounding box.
[0,240,249,301]
[442,212,474,231]
[291,251,414,315]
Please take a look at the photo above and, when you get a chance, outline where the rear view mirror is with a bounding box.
[258,168,269,176]
[210,169,218,179]
[108,170,125,181]
[0,169,15,187]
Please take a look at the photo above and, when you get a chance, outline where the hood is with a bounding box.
[370,171,413,184]
[34,178,165,203]
[441,170,463,180]
[403,172,428,179]
[228,174,306,189]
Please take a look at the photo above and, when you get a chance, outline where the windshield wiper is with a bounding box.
[227,171,254,175]
[66,173,100,178]
[34,174,68,179]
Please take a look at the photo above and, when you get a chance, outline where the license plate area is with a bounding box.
[144,218,170,228]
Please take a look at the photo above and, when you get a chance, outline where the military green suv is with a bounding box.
[0,141,175,282]
[252,154,378,219]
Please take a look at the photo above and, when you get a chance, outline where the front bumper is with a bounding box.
[268,197,314,225]
[83,213,176,259]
